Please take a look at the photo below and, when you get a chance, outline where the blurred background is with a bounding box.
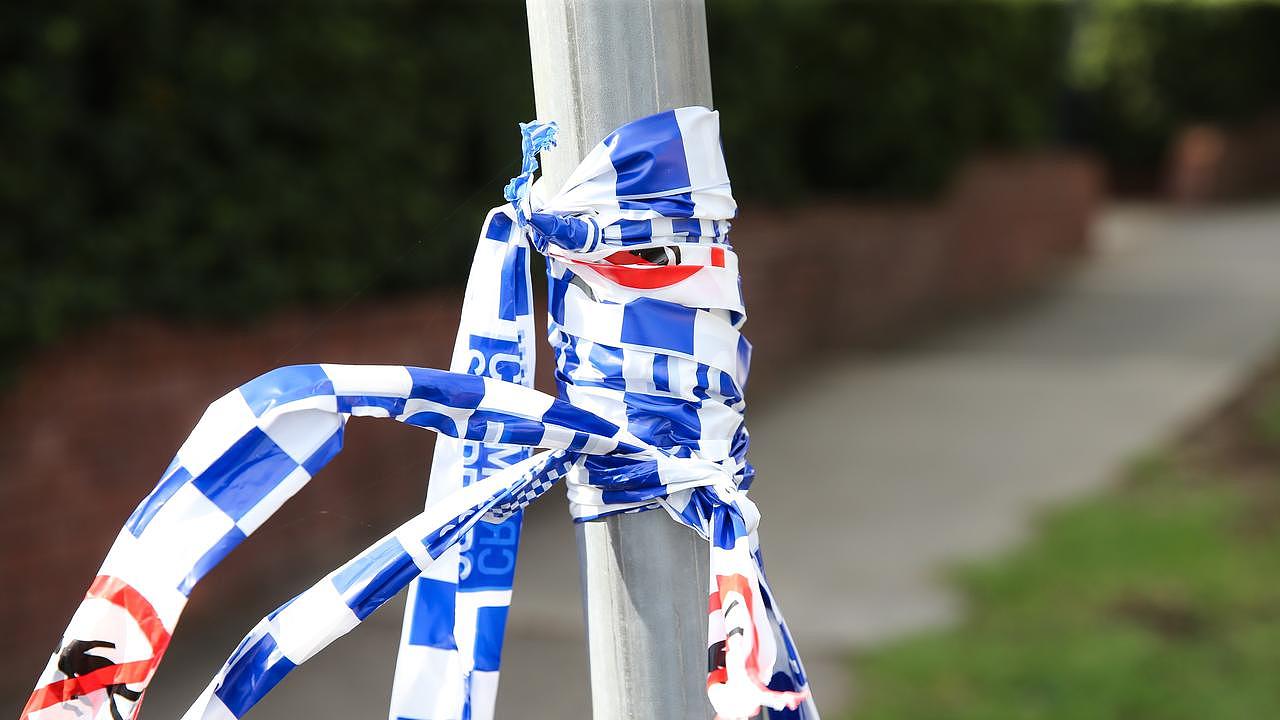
[5,0,1280,717]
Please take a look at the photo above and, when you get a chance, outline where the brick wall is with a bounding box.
[1168,115,1280,203]
[741,153,1100,389]
[0,152,1100,693]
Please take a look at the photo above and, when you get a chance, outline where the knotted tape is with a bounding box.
[23,107,817,720]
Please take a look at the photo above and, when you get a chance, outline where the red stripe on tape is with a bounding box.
[22,576,172,718]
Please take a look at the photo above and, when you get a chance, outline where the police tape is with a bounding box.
[23,107,818,720]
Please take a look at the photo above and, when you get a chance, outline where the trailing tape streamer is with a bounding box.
[23,107,817,720]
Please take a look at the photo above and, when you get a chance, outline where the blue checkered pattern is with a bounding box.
[503,107,813,718]
[28,107,816,720]
[120,362,637,614]
[391,207,539,720]
[177,450,578,720]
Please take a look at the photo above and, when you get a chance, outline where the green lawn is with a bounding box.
[849,370,1280,720]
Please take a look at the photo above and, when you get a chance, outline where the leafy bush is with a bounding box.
[1,1,536,372]
[710,0,1073,198]
[1069,0,1280,190]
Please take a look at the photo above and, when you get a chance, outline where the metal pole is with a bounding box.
[524,1,713,718]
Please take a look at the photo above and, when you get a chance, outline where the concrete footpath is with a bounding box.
[131,204,1280,719]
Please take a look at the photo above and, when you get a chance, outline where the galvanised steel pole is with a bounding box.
[524,1,714,717]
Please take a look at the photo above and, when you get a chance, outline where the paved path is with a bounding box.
[129,204,1280,719]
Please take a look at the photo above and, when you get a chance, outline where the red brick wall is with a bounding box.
[1168,115,1280,203]
[740,153,1100,389]
[0,152,1100,693]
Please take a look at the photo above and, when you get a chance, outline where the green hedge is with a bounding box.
[3,0,1278,375]
[710,0,1073,198]
[1068,1,1280,190]
[1,1,537,374]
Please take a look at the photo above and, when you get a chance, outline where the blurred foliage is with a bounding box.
[850,449,1280,719]
[3,0,1280,374]
[1067,0,1280,189]
[0,1,537,375]
[709,0,1073,199]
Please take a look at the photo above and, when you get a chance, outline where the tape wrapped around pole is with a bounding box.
[22,108,818,720]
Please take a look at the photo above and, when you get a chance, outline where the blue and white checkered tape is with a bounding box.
[24,107,817,720]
